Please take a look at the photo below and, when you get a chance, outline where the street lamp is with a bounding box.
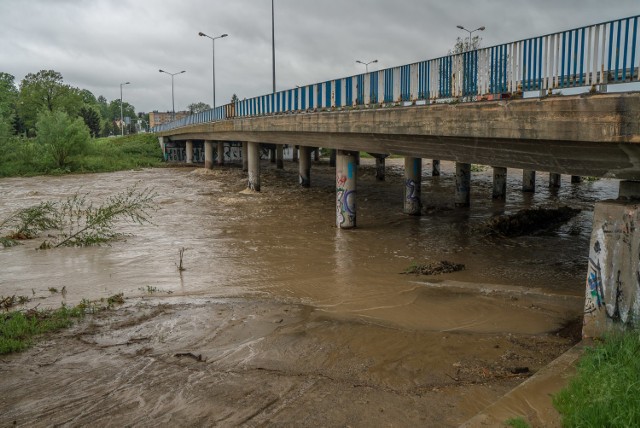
[356,59,378,73]
[456,25,485,52]
[272,0,276,93]
[119,81,130,136]
[158,69,186,120]
[198,32,228,110]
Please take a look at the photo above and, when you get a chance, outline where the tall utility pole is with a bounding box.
[198,32,228,110]
[119,81,130,136]
[272,0,276,94]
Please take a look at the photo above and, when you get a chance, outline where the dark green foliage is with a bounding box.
[18,70,84,132]
[554,333,640,427]
[188,102,211,114]
[35,110,90,168]
[79,105,101,138]
[0,133,162,177]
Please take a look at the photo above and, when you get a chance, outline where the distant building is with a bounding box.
[149,111,189,128]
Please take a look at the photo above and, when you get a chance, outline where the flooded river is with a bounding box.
[0,159,617,426]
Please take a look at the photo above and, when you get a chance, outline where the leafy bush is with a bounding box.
[35,110,90,168]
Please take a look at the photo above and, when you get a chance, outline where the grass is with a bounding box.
[0,305,84,354]
[0,293,126,355]
[0,133,163,177]
[554,332,640,427]
[505,417,530,428]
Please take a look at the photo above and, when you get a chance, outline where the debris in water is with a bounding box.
[402,260,465,275]
[484,206,580,237]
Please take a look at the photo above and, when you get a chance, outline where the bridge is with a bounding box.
[154,16,640,337]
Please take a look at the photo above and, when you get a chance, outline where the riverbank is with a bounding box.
[0,160,607,425]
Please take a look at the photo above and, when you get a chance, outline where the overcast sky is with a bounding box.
[1,1,638,113]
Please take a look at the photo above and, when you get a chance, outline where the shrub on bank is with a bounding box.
[0,133,163,177]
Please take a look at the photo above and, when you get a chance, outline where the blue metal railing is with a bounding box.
[153,15,640,133]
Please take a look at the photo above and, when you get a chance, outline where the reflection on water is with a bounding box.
[0,160,617,333]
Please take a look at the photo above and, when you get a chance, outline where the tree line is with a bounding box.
[0,69,140,141]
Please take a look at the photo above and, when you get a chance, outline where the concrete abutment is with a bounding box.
[583,181,640,338]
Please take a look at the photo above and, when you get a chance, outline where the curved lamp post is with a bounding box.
[158,69,186,120]
[198,32,228,110]
[456,25,485,52]
[356,59,378,73]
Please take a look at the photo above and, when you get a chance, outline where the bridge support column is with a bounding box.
[291,145,298,162]
[522,170,536,192]
[242,142,248,172]
[299,146,311,187]
[492,167,507,200]
[185,140,194,164]
[375,156,386,181]
[270,148,276,163]
[583,181,640,338]
[404,157,422,215]
[329,150,336,167]
[276,144,284,169]
[204,140,214,169]
[336,151,357,229]
[247,142,260,192]
[217,141,224,166]
[432,160,441,177]
[549,173,561,188]
[571,175,583,184]
[158,137,167,160]
[314,148,320,162]
[455,162,471,207]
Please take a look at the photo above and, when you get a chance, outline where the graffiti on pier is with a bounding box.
[405,179,420,202]
[336,172,355,227]
[583,204,640,336]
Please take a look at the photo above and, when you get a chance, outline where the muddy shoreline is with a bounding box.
[0,159,611,426]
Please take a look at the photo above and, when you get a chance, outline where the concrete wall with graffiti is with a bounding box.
[583,200,640,337]
[163,142,297,163]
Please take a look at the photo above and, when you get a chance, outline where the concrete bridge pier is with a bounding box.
[522,170,536,192]
[432,160,441,176]
[299,146,311,187]
[329,150,336,167]
[571,176,583,183]
[336,150,357,229]
[217,142,224,166]
[242,142,248,172]
[291,145,298,162]
[247,142,260,191]
[314,148,320,162]
[276,144,284,169]
[549,173,561,188]
[492,167,507,200]
[455,162,471,207]
[404,157,422,215]
[583,181,640,338]
[185,140,194,164]
[204,140,214,169]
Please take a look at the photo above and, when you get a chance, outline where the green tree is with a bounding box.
[0,73,18,137]
[35,110,90,168]
[230,93,239,104]
[79,106,101,138]
[107,99,135,123]
[18,70,83,132]
[187,102,211,114]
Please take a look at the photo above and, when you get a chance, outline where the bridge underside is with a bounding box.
[158,92,640,180]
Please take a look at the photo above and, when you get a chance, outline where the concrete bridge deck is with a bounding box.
[158,91,640,179]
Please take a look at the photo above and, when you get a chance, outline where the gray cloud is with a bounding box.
[0,0,637,112]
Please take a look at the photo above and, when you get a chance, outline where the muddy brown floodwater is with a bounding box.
[0,159,618,426]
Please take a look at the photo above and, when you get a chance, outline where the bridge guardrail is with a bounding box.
[153,15,639,133]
